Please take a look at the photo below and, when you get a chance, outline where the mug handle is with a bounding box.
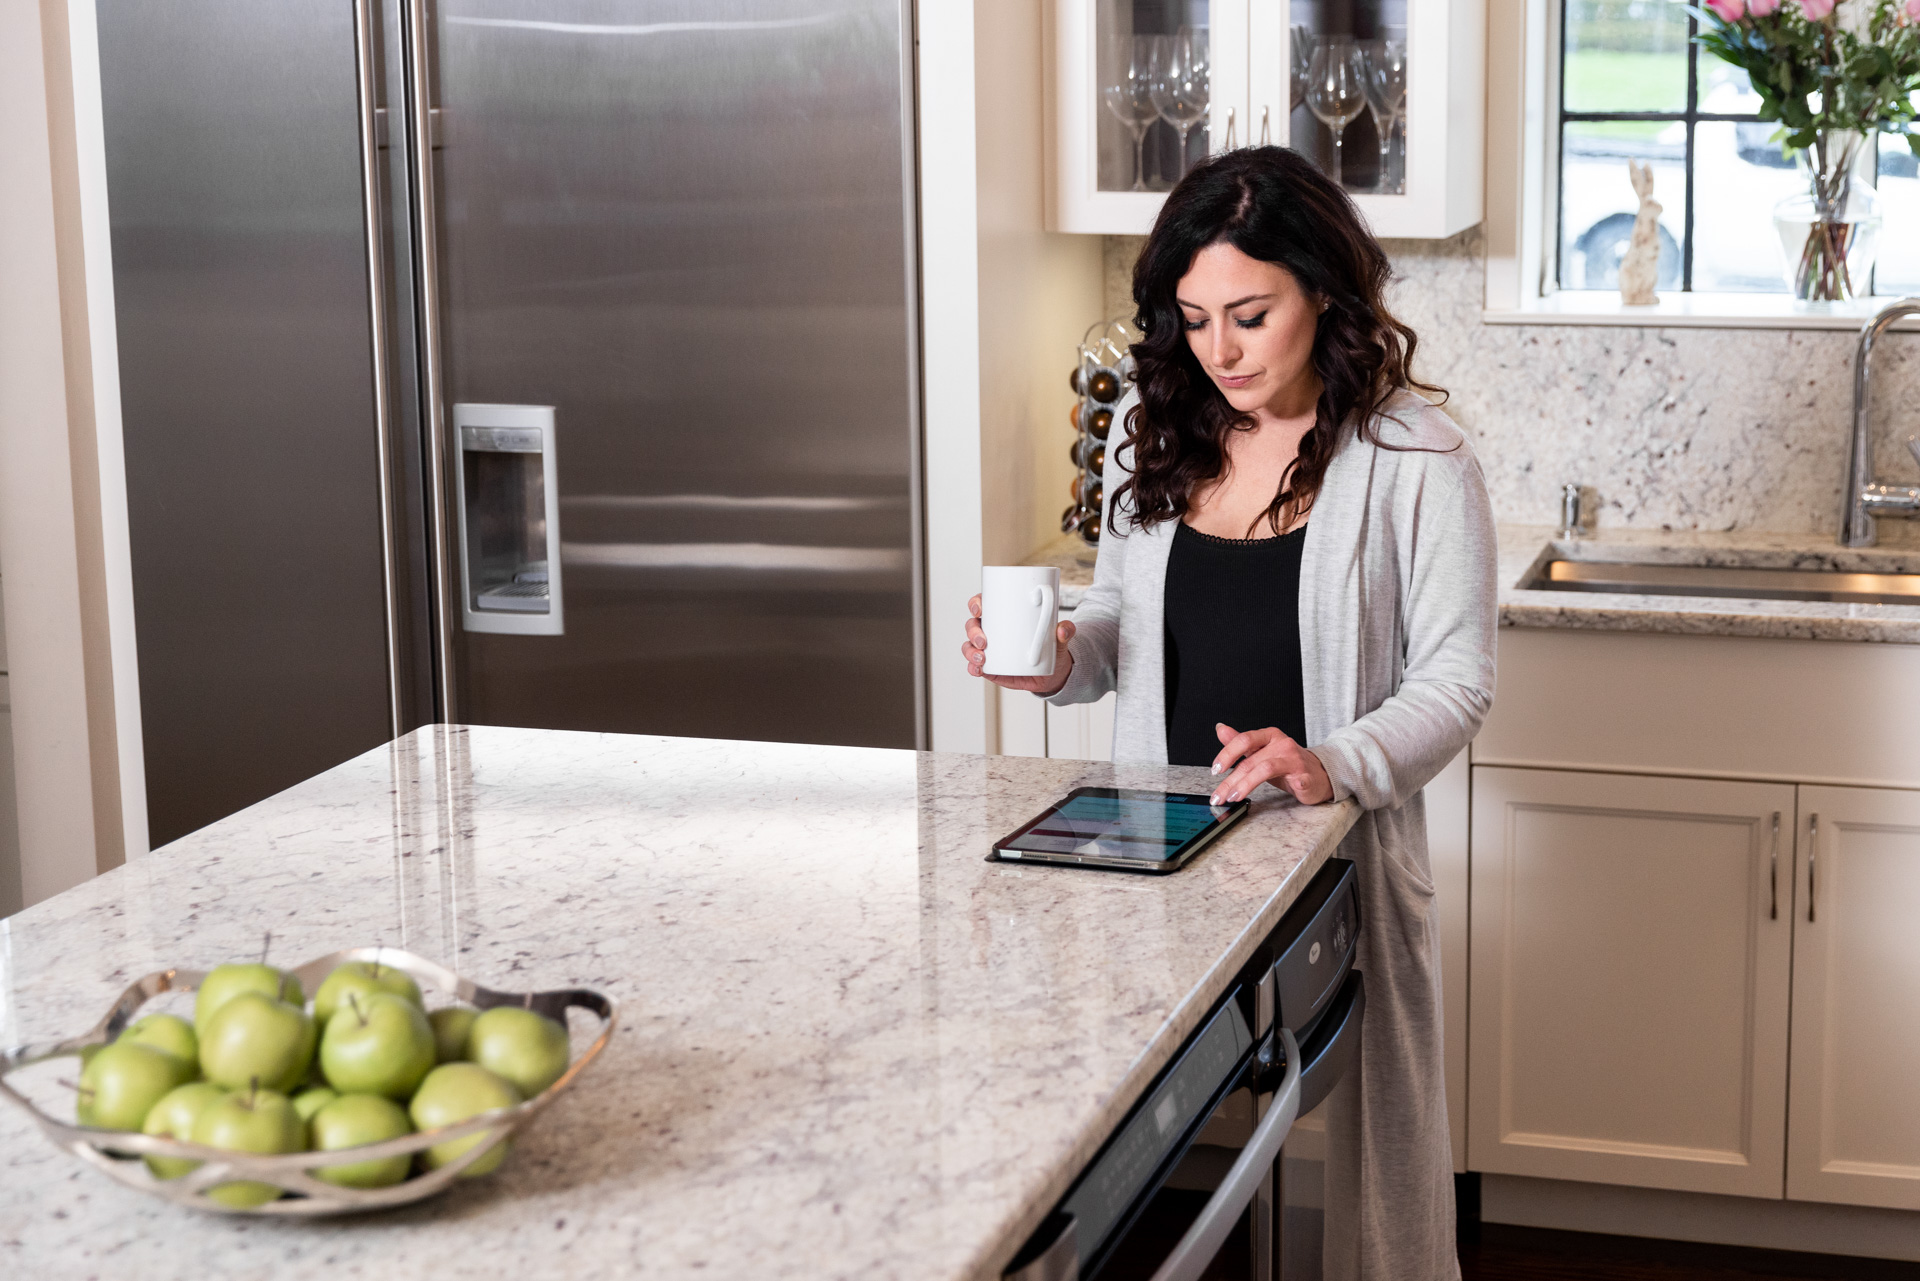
[1026,585,1056,667]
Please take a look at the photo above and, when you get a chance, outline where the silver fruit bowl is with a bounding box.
[0,947,616,1215]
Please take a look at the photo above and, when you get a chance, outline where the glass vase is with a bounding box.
[1772,133,1882,302]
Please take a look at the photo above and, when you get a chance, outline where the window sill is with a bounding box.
[1482,291,1920,331]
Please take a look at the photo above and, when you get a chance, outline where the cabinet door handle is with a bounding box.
[1224,106,1236,151]
[1768,811,1780,920]
[1259,104,1272,146]
[1807,812,1819,923]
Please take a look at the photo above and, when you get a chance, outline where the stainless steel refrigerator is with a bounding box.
[97,0,924,845]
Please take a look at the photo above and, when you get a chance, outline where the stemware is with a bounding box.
[1149,29,1209,180]
[1102,36,1161,191]
[1362,39,1409,193]
[1306,37,1367,188]
[1289,24,1313,114]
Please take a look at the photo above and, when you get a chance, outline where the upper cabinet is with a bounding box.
[1045,0,1485,238]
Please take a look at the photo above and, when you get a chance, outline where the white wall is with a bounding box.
[0,0,146,912]
[918,1,1105,754]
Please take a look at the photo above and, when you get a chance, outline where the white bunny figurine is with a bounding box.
[1618,160,1661,306]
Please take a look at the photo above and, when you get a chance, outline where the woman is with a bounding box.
[962,146,1495,1279]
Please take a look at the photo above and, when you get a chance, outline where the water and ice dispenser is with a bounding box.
[452,403,564,635]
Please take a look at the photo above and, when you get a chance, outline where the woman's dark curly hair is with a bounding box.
[1113,146,1444,537]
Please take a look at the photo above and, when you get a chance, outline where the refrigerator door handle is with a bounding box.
[352,0,404,740]
[402,0,460,722]
[1148,1028,1303,1281]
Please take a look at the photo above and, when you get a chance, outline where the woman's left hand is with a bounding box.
[1208,723,1334,806]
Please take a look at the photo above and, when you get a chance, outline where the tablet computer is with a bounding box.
[989,787,1251,873]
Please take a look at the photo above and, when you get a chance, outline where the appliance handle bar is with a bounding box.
[352,0,404,740]
[1148,1027,1302,1281]
[1295,971,1365,1117]
[402,0,459,722]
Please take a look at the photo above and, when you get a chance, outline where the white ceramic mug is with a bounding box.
[981,566,1061,678]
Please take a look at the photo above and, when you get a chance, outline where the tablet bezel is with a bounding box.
[988,786,1252,874]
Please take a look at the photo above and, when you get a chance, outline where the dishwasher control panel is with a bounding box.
[1269,859,1358,1047]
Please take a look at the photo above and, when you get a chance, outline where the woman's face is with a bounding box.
[1175,241,1322,417]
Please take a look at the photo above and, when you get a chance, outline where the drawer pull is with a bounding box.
[1769,811,1780,920]
[1807,813,1819,923]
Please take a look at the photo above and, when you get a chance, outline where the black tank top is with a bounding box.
[1163,521,1308,768]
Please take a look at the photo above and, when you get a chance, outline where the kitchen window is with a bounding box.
[1483,0,1920,325]
[1556,0,1920,299]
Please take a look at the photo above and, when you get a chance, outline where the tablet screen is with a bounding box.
[995,788,1238,864]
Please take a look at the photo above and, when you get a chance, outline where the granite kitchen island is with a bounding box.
[0,727,1357,1279]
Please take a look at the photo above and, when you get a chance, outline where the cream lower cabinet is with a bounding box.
[1468,767,1795,1197]
[1788,786,1920,1210]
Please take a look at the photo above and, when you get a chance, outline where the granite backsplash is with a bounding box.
[1101,231,1920,539]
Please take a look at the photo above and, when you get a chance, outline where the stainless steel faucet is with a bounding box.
[1557,483,1584,539]
[1840,297,1920,547]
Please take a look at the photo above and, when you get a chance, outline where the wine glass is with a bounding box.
[1363,39,1409,193]
[1102,36,1161,192]
[1306,37,1367,189]
[1289,24,1313,114]
[1150,29,1209,180]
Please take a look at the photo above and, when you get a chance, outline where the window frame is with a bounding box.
[1482,0,1919,329]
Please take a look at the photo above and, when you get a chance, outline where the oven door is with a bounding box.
[1008,969,1365,1281]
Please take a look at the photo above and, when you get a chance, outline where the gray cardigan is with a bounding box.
[1049,388,1496,1280]
[1049,387,1496,806]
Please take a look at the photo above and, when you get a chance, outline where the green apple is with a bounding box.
[120,1013,199,1069]
[466,1007,570,1098]
[141,1081,226,1179]
[291,1085,337,1125]
[191,1087,303,1208]
[194,962,303,1032]
[291,1085,336,1147]
[319,993,434,1099]
[427,1006,477,1063]
[408,1063,521,1176]
[76,1041,195,1131]
[309,1093,413,1188]
[313,960,424,1027]
[198,992,316,1092]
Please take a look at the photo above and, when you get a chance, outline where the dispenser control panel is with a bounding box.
[460,426,543,453]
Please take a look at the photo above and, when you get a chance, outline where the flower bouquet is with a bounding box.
[1695,0,1920,299]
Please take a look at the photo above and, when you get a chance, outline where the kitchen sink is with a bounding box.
[1526,559,1920,605]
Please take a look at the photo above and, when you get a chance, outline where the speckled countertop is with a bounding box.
[1498,524,1920,644]
[1027,525,1920,644]
[0,726,1356,1280]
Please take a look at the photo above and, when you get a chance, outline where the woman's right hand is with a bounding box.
[962,594,1075,697]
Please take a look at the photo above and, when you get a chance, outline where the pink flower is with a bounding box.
[1906,0,1920,21]
[1798,0,1836,18]
[1705,0,1746,18]
[1747,0,1780,15]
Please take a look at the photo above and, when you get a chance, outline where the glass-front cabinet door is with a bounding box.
[1051,0,1249,232]
[1048,0,1481,237]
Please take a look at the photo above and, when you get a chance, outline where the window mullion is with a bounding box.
[1683,12,1699,292]
[1555,0,1571,292]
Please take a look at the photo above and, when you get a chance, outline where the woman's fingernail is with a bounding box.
[1210,763,1223,774]
[1209,794,1222,806]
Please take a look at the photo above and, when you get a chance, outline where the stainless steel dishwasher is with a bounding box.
[1004,858,1365,1281]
